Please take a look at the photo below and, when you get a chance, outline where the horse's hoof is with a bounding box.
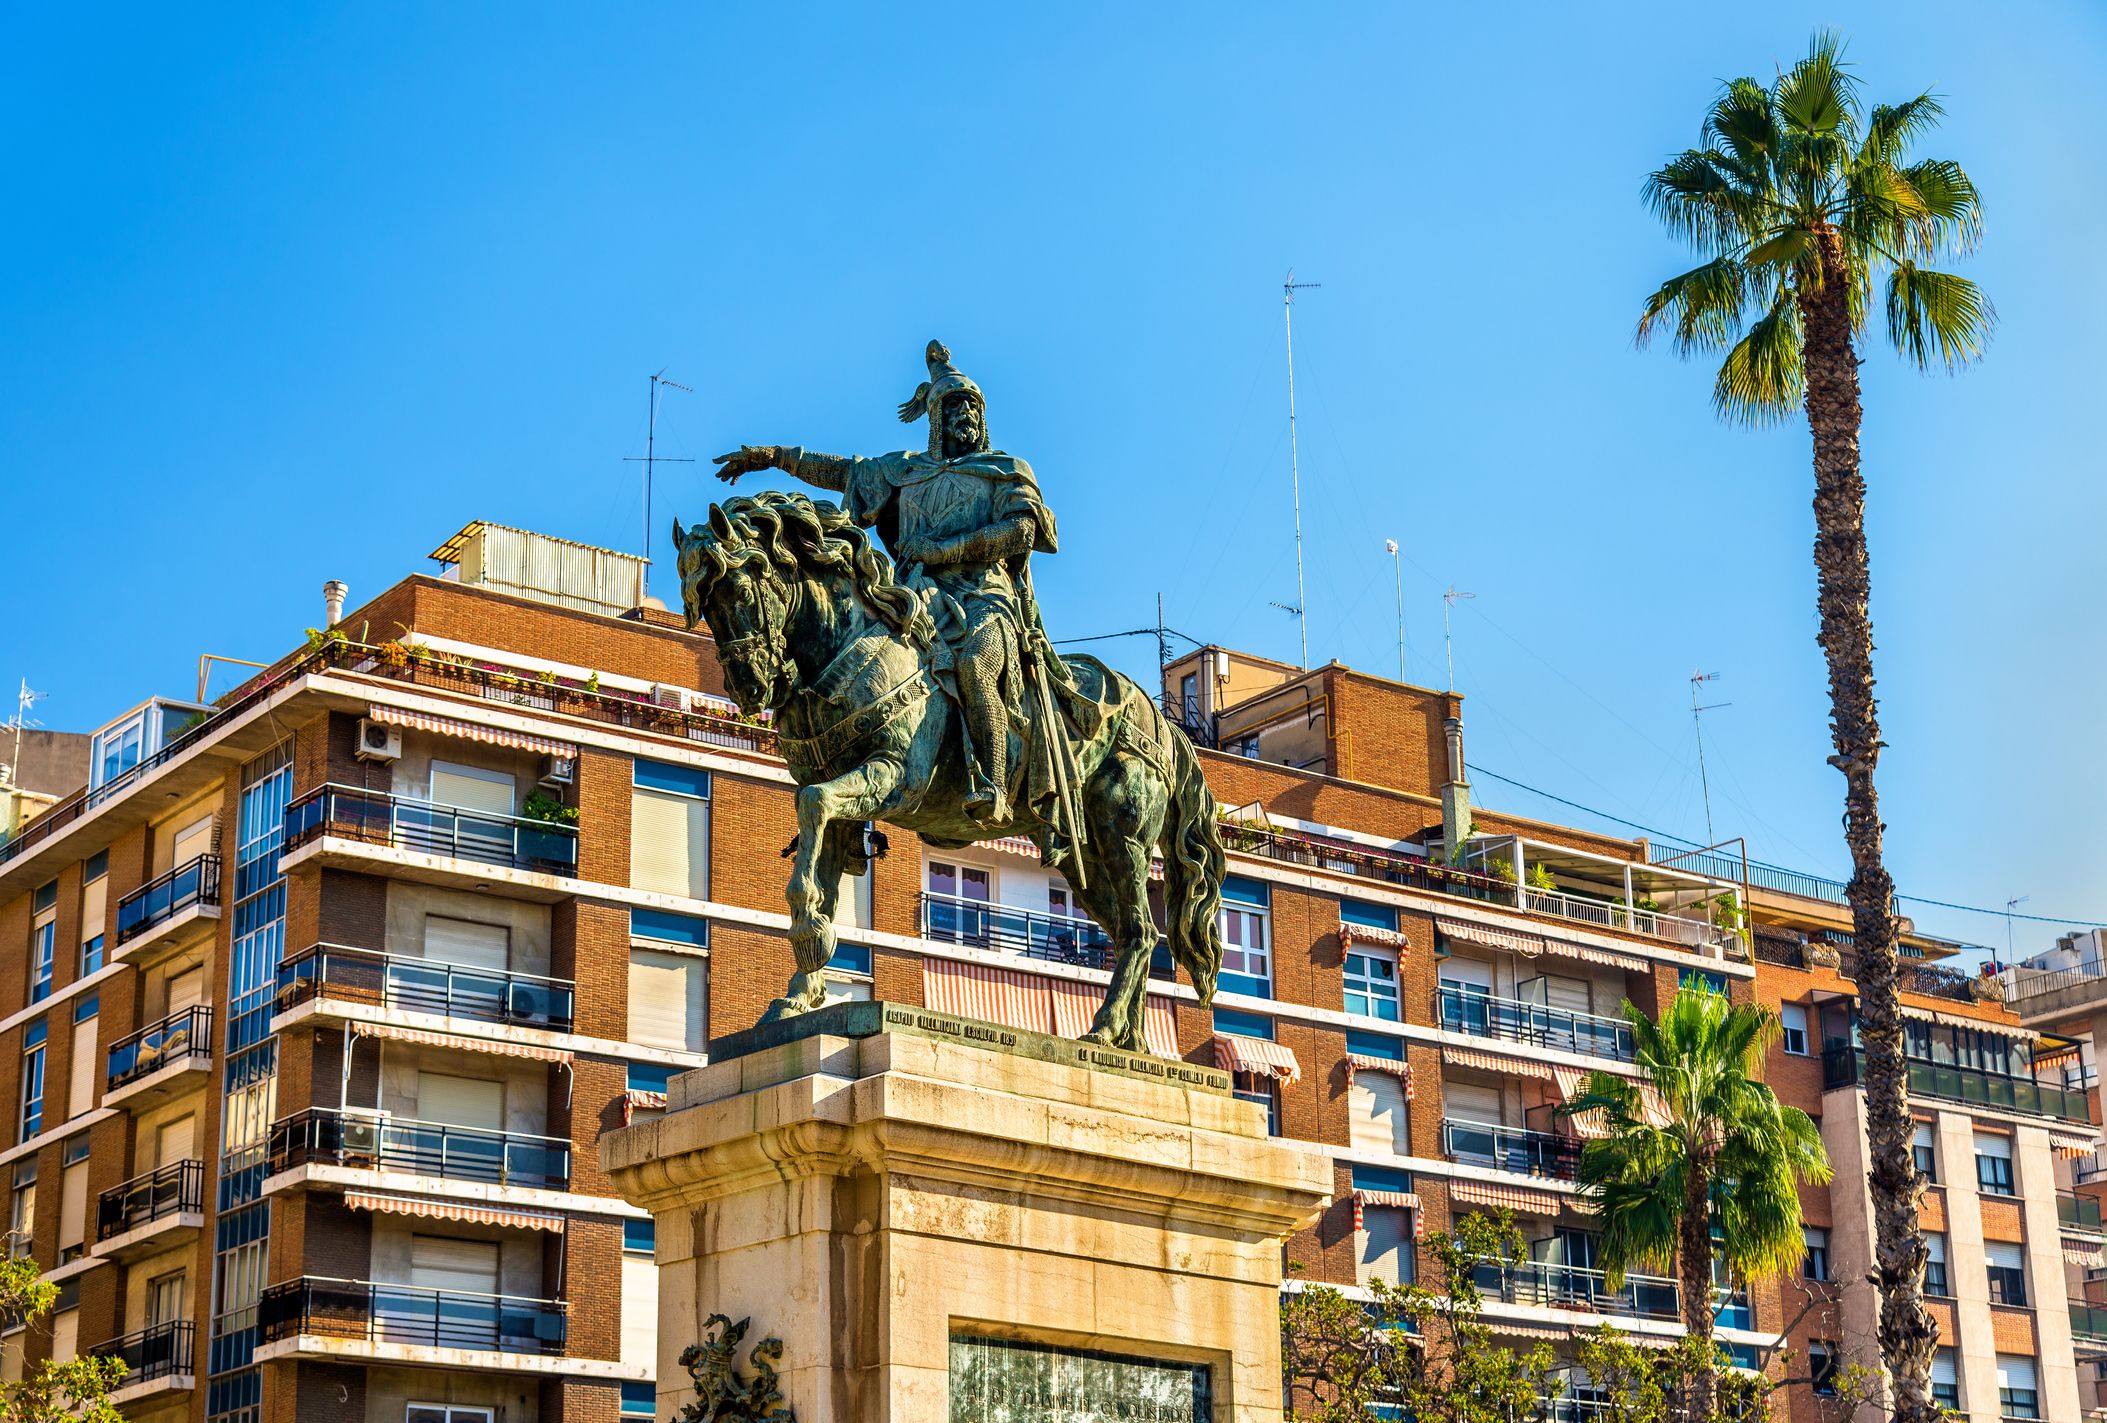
[758,997,809,1024]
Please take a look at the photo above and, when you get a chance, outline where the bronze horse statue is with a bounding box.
[674,491,1222,1051]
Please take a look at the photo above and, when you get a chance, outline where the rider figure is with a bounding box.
[714,341,1061,825]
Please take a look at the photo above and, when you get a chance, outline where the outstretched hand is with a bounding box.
[712,446,779,484]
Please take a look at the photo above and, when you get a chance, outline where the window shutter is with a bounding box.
[423,917,510,971]
[621,1255,658,1368]
[416,1073,504,1130]
[67,1015,97,1117]
[166,967,205,1015]
[1996,1355,2036,1392]
[1349,1071,1410,1157]
[1984,1240,2025,1271]
[1930,1350,1957,1387]
[409,1236,500,1295]
[169,815,215,868]
[48,1310,77,1364]
[629,951,707,1051]
[631,789,709,898]
[1445,1081,1503,1124]
[431,765,515,815]
[1541,975,1591,1016]
[1440,957,1494,990]
[1357,1207,1411,1285]
[1974,1130,2012,1160]
[80,878,106,943]
[156,1116,196,1169]
[58,1164,88,1251]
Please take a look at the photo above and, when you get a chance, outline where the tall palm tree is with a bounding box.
[1564,988,1832,1423]
[1636,33,1990,1423]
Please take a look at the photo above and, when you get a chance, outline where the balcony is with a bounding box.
[283,784,579,889]
[112,853,222,967]
[276,943,576,1033]
[1435,985,1637,1063]
[2074,1299,2107,1346]
[104,1005,214,1110]
[269,1108,571,1190]
[1469,1259,1681,1322]
[2061,1190,2105,1236]
[94,1321,196,1403]
[93,1160,205,1261]
[921,891,1115,971]
[1821,1044,2090,1124]
[1442,1118,1580,1180]
[258,1277,567,1360]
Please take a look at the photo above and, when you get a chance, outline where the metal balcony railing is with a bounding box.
[96,1160,204,1240]
[1468,1259,1681,1321]
[269,1107,570,1189]
[276,943,575,1032]
[2061,1191,2105,1234]
[1821,1045,2090,1123]
[1435,984,1637,1063]
[105,1006,213,1090]
[1441,1118,1581,1180]
[258,1277,566,1354]
[284,784,578,875]
[920,891,1115,970]
[114,854,222,945]
[92,1321,195,1383]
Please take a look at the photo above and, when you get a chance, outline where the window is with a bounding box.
[90,712,146,790]
[30,881,57,1005]
[629,949,708,1052]
[1351,1165,1417,1289]
[925,860,992,943]
[1913,1121,1937,1181]
[1809,1340,1839,1397]
[1975,1131,2015,1196]
[1803,1226,1829,1282]
[1984,1240,2027,1307]
[7,1161,34,1259]
[1780,1003,1810,1055]
[1344,945,1401,1022]
[632,759,711,899]
[1996,1354,2038,1420]
[57,1138,89,1264]
[1179,674,1198,722]
[19,1020,46,1141]
[627,1063,674,1095]
[1347,1039,1410,1158]
[408,1408,495,1423]
[67,994,98,1119]
[620,1383,658,1418]
[623,1218,656,1254]
[78,856,106,977]
[1923,1231,1948,1297]
[1218,877,1271,997]
[1930,1347,1958,1411]
[1678,967,1728,995]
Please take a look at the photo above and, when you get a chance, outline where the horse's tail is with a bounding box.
[1160,723,1225,1007]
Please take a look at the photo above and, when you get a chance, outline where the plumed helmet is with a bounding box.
[896,340,987,455]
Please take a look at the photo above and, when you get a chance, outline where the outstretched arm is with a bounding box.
[710,445,854,493]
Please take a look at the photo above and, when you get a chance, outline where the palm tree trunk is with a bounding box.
[1799,229,1937,1423]
[1681,1153,1716,1423]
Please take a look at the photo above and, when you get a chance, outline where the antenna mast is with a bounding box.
[1283,272,1319,668]
[5,680,44,788]
[1442,587,1474,693]
[625,370,694,604]
[1385,539,1405,682]
[1689,670,1730,843]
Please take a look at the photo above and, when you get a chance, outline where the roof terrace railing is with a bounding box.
[258,1276,567,1354]
[284,784,579,875]
[1821,1044,2090,1124]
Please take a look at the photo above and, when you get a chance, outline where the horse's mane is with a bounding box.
[692,491,932,646]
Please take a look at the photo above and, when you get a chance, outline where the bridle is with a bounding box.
[708,550,799,698]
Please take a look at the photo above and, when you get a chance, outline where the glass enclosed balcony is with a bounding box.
[284,784,578,875]
[276,943,575,1032]
[258,1277,567,1355]
[269,1107,570,1190]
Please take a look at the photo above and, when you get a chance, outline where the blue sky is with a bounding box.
[4,4,2103,957]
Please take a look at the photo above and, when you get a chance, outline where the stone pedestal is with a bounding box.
[602,1002,1332,1422]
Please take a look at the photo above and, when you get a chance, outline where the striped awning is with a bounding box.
[923,961,1178,1059]
[346,1190,564,1233]
[622,1088,669,1125]
[1346,1054,1414,1099]
[1448,1178,1563,1217]
[1351,1189,1423,1236]
[2055,1140,2100,1159]
[1551,1065,1610,1140]
[983,835,1041,860]
[1339,921,1410,951]
[2066,1246,2105,1268]
[1547,938,1649,972]
[1442,1045,1554,1080]
[367,703,578,758]
[1214,1033,1302,1084]
[1437,916,1544,958]
[350,1022,573,1064]
[1486,1322,1572,1343]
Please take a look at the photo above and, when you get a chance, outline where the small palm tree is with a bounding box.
[1637,34,1989,1423]
[1564,988,1832,1423]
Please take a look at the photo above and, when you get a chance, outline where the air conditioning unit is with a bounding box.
[537,754,575,787]
[355,719,402,763]
[338,1108,389,1160]
[651,683,693,711]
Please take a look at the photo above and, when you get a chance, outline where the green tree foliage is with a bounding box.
[0,1255,124,1423]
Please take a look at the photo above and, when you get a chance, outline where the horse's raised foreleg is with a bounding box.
[766,758,903,1021]
[1070,841,1161,1054]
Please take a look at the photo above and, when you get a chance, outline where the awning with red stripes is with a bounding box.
[1551,1065,1610,1140]
[1214,1033,1302,1084]
[2055,1140,2100,1159]
[350,1022,573,1064]
[1486,1322,1573,1343]
[622,1088,669,1125]
[1345,1054,1414,1099]
[983,835,1041,860]
[1350,1189,1423,1237]
[1442,1045,1554,1080]
[2065,1246,2105,1269]
[1339,921,1410,951]
[367,703,578,758]
[1447,1178,1563,1216]
[922,960,1179,1059]
[346,1191,564,1233]
[1547,938,1649,972]
[1437,916,1544,958]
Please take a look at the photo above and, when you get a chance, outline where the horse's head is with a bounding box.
[674,491,930,716]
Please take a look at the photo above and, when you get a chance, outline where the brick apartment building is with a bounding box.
[0,520,2098,1423]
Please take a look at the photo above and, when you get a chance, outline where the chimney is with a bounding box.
[1440,713,1472,862]
[323,580,348,628]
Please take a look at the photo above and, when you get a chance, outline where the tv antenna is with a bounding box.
[624,370,694,604]
[4,680,45,789]
[1441,587,1474,693]
[2003,896,2029,961]
[1385,539,1405,683]
[1689,670,1731,843]
[1282,271,1320,668]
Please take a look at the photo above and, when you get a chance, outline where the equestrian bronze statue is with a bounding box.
[677,340,1224,1052]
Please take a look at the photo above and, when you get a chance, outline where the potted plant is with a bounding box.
[517,791,579,872]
